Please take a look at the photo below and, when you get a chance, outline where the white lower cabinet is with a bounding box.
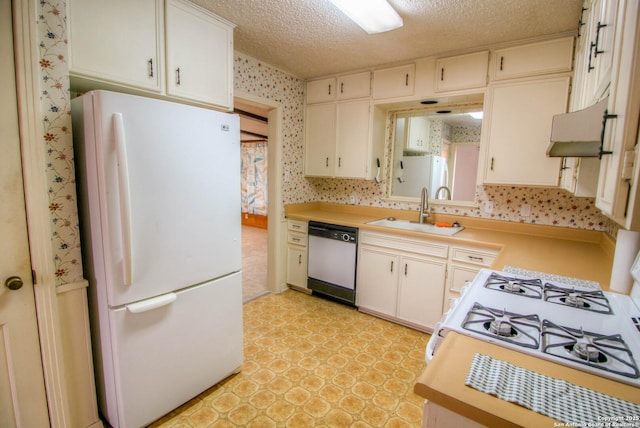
[286,220,308,291]
[445,245,499,311]
[356,231,448,332]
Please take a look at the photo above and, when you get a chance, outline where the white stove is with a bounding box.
[427,258,640,388]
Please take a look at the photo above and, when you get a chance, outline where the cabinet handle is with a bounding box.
[292,237,300,243]
[338,157,341,167]
[328,84,332,95]
[405,73,409,86]
[490,157,495,171]
[292,224,301,229]
[587,42,596,72]
[298,254,302,264]
[390,261,394,272]
[326,157,329,167]
[340,82,344,93]
[594,21,607,57]
[577,7,587,37]
[404,263,408,276]
[468,256,484,262]
[598,109,617,159]
[499,56,504,71]
[148,58,154,77]
[176,67,181,86]
[440,68,444,81]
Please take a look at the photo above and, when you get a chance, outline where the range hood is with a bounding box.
[546,97,610,157]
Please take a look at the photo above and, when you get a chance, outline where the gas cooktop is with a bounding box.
[428,269,640,387]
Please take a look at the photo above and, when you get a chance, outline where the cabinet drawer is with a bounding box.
[287,231,307,247]
[287,220,307,233]
[450,246,498,267]
[360,231,448,258]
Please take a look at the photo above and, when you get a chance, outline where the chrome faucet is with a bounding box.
[419,187,430,224]
[435,186,451,200]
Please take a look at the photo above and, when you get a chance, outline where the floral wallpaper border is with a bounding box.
[35,1,615,286]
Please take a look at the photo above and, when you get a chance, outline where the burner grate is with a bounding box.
[483,272,543,299]
[541,320,639,379]
[462,302,541,349]
[543,283,613,314]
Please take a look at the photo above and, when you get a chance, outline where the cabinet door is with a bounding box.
[482,76,569,186]
[337,72,371,100]
[595,0,640,229]
[356,246,399,317]
[336,100,371,178]
[304,103,336,177]
[307,78,337,104]
[435,51,489,93]
[492,38,573,80]
[589,0,619,103]
[445,265,478,311]
[373,64,415,99]
[287,245,308,289]
[406,116,429,152]
[68,0,162,92]
[396,255,446,329]
[165,0,234,109]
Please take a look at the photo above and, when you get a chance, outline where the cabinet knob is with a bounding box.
[5,276,23,291]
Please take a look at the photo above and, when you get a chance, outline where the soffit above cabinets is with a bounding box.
[191,0,583,79]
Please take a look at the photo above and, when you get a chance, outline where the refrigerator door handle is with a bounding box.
[113,113,133,286]
[126,292,177,314]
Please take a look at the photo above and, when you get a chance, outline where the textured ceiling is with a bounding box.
[192,0,583,79]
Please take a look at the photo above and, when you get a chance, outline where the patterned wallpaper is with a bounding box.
[38,1,84,286]
[35,2,614,286]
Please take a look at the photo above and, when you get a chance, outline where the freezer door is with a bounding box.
[103,273,243,428]
[84,91,242,307]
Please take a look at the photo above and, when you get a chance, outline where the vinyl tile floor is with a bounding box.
[149,291,430,427]
[241,225,269,303]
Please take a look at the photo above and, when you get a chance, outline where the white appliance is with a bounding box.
[426,263,640,388]
[72,90,243,428]
[394,155,448,198]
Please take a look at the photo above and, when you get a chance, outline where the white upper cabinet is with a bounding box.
[304,103,336,177]
[307,77,337,104]
[68,0,163,92]
[373,64,416,99]
[595,0,640,230]
[491,38,574,81]
[165,0,234,109]
[307,72,370,103]
[68,0,234,110]
[337,72,371,100]
[304,100,372,179]
[435,51,489,92]
[481,76,570,186]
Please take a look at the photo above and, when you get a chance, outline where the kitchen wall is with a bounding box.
[37,3,615,289]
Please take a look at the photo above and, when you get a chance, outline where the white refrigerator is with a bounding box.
[72,90,243,428]
[393,155,449,198]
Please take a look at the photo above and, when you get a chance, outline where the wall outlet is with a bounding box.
[483,201,494,213]
[350,193,358,204]
[520,204,532,217]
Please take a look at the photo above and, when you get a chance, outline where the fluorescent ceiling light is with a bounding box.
[468,111,483,120]
[329,0,403,34]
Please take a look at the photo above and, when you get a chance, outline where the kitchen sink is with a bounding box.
[366,218,464,236]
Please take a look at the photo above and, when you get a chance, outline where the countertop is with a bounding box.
[413,332,640,428]
[285,202,615,289]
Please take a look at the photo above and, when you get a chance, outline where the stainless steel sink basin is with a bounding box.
[367,218,464,236]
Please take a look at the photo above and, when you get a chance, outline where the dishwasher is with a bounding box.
[307,221,358,306]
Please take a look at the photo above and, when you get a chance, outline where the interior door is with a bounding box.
[0,1,50,426]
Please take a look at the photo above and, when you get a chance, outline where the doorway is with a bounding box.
[235,99,270,302]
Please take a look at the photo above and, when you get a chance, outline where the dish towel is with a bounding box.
[465,353,640,426]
